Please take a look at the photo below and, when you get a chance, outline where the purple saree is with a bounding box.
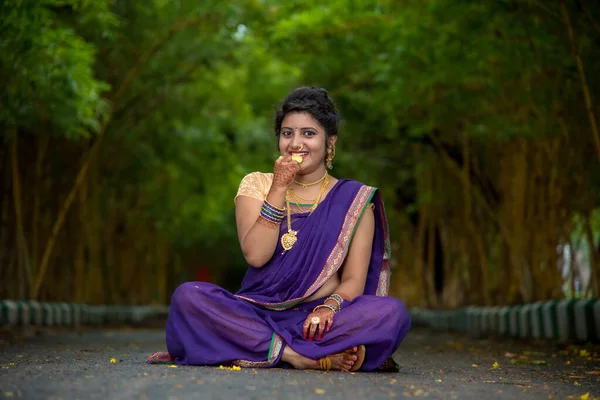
[165,179,410,370]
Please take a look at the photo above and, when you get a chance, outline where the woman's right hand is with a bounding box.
[272,155,301,190]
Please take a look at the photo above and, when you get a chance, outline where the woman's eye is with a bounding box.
[281,130,292,136]
[303,130,315,136]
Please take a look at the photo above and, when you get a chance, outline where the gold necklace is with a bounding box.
[293,171,328,189]
[288,188,317,202]
[288,191,310,213]
[281,175,329,252]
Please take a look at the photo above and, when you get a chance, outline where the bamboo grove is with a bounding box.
[1,0,599,308]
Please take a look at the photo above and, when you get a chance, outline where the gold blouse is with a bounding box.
[234,172,273,203]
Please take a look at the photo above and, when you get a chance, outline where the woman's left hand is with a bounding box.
[303,308,335,341]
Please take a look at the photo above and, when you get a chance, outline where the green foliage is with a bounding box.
[0,0,113,138]
[2,0,600,300]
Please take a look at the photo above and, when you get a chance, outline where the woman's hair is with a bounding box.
[274,87,340,138]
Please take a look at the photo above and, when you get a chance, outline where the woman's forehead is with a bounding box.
[281,112,321,129]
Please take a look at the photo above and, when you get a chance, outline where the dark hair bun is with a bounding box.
[274,87,340,137]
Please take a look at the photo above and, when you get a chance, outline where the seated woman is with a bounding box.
[147,87,411,371]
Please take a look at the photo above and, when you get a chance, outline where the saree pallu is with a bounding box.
[165,179,411,370]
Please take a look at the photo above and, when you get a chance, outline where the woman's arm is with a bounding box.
[303,204,375,340]
[235,157,300,268]
[235,187,287,268]
[330,204,375,301]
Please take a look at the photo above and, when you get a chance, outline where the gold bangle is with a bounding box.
[313,304,338,314]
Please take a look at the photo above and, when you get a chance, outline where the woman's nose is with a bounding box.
[290,137,302,150]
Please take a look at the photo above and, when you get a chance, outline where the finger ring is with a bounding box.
[311,317,320,325]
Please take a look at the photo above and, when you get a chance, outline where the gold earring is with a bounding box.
[326,146,335,170]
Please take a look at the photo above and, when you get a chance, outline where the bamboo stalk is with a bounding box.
[426,217,436,307]
[561,0,600,162]
[11,135,32,298]
[31,142,100,300]
[0,137,9,282]
[32,135,48,275]
[583,213,599,297]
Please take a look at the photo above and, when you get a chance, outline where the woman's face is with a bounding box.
[278,112,336,173]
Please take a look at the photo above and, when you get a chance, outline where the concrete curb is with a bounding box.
[0,300,169,327]
[409,299,599,343]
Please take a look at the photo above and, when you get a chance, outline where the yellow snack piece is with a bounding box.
[291,155,303,163]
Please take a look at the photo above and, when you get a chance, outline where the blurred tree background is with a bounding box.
[1,0,599,308]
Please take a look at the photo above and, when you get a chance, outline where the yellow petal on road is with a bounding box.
[109,358,118,364]
[492,362,500,369]
[581,393,589,400]
[314,388,325,394]
[472,364,479,367]
[168,365,177,368]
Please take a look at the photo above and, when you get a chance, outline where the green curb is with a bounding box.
[498,306,510,336]
[1,300,170,327]
[489,307,500,333]
[542,301,559,339]
[557,299,577,341]
[519,304,532,339]
[16,301,31,326]
[530,301,544,339]
[509,306,521,337]
[466,307,479,331]
[407,299,598,343]
[574,299,595,342]
[29,301,43,325]
[481,307,492,333]
[1,300,18,325]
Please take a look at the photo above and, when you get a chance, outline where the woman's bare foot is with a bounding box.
[146,351,175,364]
[282,346,359,371]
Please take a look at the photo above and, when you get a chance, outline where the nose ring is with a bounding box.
[295,144,304,151]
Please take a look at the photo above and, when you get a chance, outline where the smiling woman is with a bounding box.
[147,87,411,372]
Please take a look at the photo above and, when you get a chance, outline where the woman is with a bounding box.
[147,87,411,371]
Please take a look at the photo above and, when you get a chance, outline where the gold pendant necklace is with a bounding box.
[281,191,298,252]
[281,174,329,253]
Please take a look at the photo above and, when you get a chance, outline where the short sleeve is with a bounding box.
[234,172,273,203]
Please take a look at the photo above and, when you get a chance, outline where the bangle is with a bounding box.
[264,200,285,215]
[260,200,284,223]
[326,297,341,311]
[313,304,338,314]
[326,294,343,310]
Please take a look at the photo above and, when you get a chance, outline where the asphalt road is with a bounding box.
[0,325,599,399]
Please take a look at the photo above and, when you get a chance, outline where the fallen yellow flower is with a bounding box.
[109,358,118,364]
[492,362,500,369]
[169,365,178,368]
[314,388,325,394]
[218,365,241,371]
[581,393,589,400]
